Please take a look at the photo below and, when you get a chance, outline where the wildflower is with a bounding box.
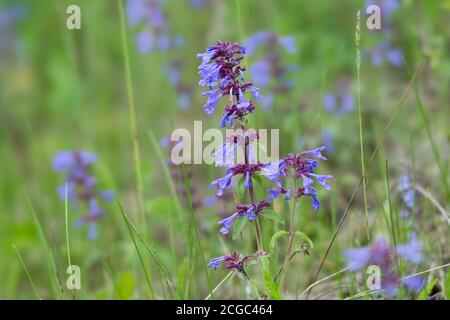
[323,78,354,116]
[126,0,181,53]
[262,147,332,210]
[397,175,416,208]
[368,42,403,68]
[208,251,251,273]
[344,236,424,296]
[245,31,297,109]
[211,163,265,196]
[167,60,192,110]
[197,41,261,125]
[53,151,114,239]
[218,200,270,234]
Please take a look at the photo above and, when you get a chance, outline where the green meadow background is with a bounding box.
[0,0,449,299]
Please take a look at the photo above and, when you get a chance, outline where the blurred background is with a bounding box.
[0,0,449,299]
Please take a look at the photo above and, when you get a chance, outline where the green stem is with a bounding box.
[279,180,298,289]
[355,11,370,241]
[118,0,145,225]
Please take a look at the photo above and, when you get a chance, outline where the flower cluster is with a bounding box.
[199,42,333,274]
[197,41,261,125]
[218,200,270,235]
[211,163,265,197]
[344,235,424,296]
[397,174,418,218]
[323,78,354,116]
[245,31,297,109]
[167,59,193,110]
[53,151,114,239]
[368,42,403,68]
[365,0,403,68]
[263,147,333,210]
[207,251,252,272]
[126,0,182,53]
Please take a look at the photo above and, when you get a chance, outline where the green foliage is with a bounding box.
[232,216,247,240]
[262,208,285,224]
[257,256,282,300]
[417,279,438,300]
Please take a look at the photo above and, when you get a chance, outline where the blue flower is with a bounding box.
[401,276,424,293]
[126,0,180,53]
[250,59,271,87]
[202,89,222,115]
[245,31,297,109]
[369,43,403,68]
[211,169,233,196]
[344,247,371,271]
[218,212,240,235]
[261,160,286,183]
[207,256,226,270]
[303,146,327,160]
[344,237,424,296]
[198,63,222,87]
[197,41,260,125]
[136,31,153,53]
[53,151,113,239]
[267,189,282,201]
[309,173,333,190]
[396,234,422,264]
[397,175,416,208]
[278,36,297,54]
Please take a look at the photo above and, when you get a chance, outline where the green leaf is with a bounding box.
[417,279,437,300]
[294,231,314,249]
[257,256,282,300]
[252,174,263,187]
[262,208,285,224]
[116,271,135,300]
[270,230,289,249]
[237,176,246,196]
[232,216,247,239]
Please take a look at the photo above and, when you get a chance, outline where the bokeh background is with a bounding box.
[0,0,449,299]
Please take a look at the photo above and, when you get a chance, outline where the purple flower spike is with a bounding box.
[401,276,424,292]
[245,31,297,109]
[197,41,260,125]
[344,236,424,296]
[344,247,371,271]
[53,151,113,239]
[396,234,423,263]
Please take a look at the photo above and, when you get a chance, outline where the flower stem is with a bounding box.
[243,126,263,252]
[279,180,298,289]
